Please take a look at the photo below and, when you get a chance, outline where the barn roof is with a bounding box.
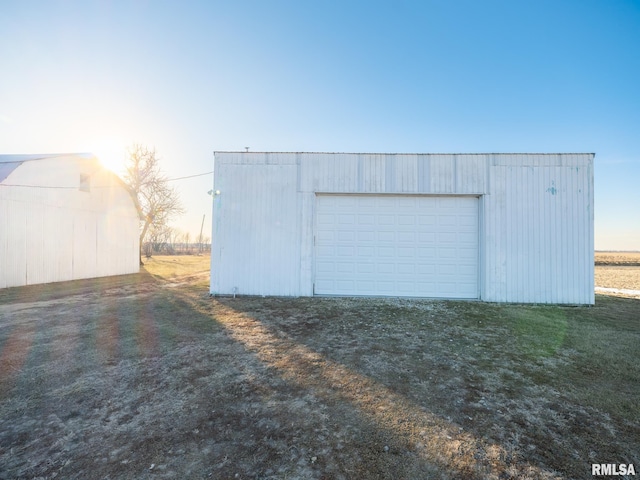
[0,153,96,183]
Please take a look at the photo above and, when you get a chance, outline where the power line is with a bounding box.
[165,171,213,182]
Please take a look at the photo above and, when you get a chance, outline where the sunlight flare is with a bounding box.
[90,137,128,175]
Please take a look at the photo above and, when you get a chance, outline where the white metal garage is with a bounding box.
[314,195,478,298]
[210,152,595,304]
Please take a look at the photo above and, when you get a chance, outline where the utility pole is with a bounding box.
[198,214,205,255]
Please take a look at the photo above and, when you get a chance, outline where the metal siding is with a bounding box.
[455,155,487,194]
[482,162,505,301]
[299,192,315,295]
[296,153,489,195]
[0,199,6,288]
[47,205,73,282]
[0,155,139,288]
[482,155,594,304]
[358,154,386,192]
[0,199,28,288]
[429,155,455,193]
[389,154,418,192]
[210,163,301,295]
[26,203,45,285]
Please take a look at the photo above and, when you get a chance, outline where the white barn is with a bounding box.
[0,153,140,288]
[210,152,594,304]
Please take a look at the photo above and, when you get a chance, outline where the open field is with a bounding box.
[595,251,640,295]
[0,255,638,479]
[595,251,640,266]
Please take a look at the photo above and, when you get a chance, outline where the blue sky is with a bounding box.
[1,0,639,249]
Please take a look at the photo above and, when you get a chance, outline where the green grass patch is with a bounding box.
[504,306,568,358]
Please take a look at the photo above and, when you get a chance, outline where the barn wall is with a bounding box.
[0,155,139,288]
[210,152,594,304]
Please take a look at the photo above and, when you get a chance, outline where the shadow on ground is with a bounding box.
[0,278,638,479]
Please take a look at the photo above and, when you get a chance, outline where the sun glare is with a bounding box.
[91,137,128,176]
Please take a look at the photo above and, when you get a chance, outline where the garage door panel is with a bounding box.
[359,215,375,225]
[337,263,355,273]
[459,215,478,226]
[397,282,416,294]
[416,281,437,292]
[398,215,416,225]
[337,231,356,242]
[418,215,437,225]
[438,232,457,243]
[417,264,436,274]
[398,197,417,207]
[358,231,375,242]
[358,263,375,274]
[337,280,355,290]
[438,215,458,226]
[437,283,457,295]
[315,195,478,298]
[338,214,355,224]
[317,213,335,225]
[397,263,416,274]
[438,264,457,275]
[417,248,436,260]
[398,232,415,242]
[317,231,335,242]
[418,233,436,243]
[458,284,478,296]
[438,248,457,258]
[378,231,395,242]
[458,264,478,275]
[317,245,335,256]
[458,232,478,243]
[357,196,377,207]
[358,246,375,257]
[377,263,394,274]
[458,249,478,260]
[358,280,375,291]
[316,261,334,273]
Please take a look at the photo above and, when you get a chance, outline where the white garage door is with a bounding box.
[314,195,479,298]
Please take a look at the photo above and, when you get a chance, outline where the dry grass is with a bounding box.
[143,254,211,283]
[0,255,638,479]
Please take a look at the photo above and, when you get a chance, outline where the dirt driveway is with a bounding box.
[0,257,638,479]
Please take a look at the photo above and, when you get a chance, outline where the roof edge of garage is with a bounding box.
[214,151,595,156]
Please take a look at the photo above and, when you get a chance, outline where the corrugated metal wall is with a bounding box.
[211,162,301,296]
[0,155,140,288]
[482,154,594,303]
[210,152,594,304]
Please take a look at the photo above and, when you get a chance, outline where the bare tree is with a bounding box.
[123,144,184,264]
[183,232,191,254]
[147,223,176,254]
